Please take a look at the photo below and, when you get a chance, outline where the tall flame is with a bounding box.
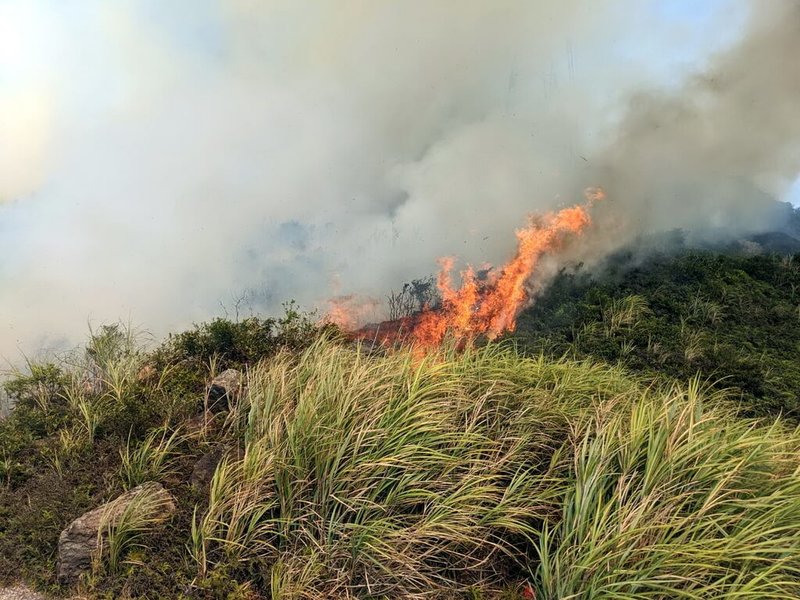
[336,189,604,352]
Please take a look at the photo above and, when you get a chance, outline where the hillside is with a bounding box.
[2,289,800,598]
[511,249,800,419]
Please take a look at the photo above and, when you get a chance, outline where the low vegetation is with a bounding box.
[511,250,800,418]
[2,287,800,597]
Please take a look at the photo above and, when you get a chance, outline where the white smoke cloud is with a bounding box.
[0,0,796,360]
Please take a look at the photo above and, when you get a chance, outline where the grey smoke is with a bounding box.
[0,0,797,360]
[572,1,800,262]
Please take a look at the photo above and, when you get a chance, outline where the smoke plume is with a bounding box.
[575,2,800,261]
[0,0,797,359]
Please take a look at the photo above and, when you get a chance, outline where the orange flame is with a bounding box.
[337,189,603,352]
[322,294,382,330]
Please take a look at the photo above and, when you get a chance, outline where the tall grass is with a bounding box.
[96,483,176,575]
[535,379,800,598]
[119,426,182,489]
[187,337,800,597]
[602,294,651,337]
[195,339,584,597]
[6,318,800,597]
[62,375,104,445]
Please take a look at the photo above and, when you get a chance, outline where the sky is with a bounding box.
[1,0,798,361]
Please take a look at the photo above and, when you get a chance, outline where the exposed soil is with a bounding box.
[0,586,47,600]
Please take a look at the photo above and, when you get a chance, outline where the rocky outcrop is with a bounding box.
[57,482,176,584]
[190,446,226,490]
[206,369,243,412]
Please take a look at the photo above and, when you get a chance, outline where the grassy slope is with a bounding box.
[511,250,800,418]
[2,312,800,598]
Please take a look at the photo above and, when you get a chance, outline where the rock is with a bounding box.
[191,446,225,490]
[206,369,243,412]
[57,482,176,584]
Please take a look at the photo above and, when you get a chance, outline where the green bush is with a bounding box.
[157,302,318,371]
[511,250,800,418]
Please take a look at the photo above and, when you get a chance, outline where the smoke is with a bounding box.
[573,1,800,262]
[0,0,797,359]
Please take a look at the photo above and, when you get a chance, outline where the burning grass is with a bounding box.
[337,189,605,354]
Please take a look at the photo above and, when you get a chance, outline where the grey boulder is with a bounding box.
[191,446,226,490]
[57,482,176,584]
[206,369,243,412]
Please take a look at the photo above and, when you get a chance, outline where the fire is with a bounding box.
[336,189,603,352]
[322,294,382,330]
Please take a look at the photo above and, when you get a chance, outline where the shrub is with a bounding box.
[511,250,800,417]
[157,302,317,372]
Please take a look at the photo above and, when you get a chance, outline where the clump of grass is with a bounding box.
[194,338,577,597]
[191,339,612,595]
[680,316,710,362]
[119,426,182,489]
[688,293,725,325]
[0,449,13,488]
[534,378,800,599]
[189,338,800,598]
[96,483,177,575]
[602,294,651,337]
[61,376,104,445]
